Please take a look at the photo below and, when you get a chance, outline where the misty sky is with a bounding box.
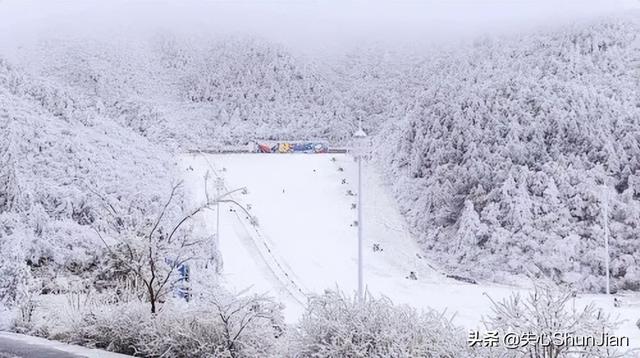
[0,0,637,54]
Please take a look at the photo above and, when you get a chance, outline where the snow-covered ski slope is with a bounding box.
[182,153,640,347]
[182,153,441,316]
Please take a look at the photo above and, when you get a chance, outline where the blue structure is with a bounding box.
[165,258,191,301]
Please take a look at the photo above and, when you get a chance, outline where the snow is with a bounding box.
[182,153,640,350]
[0,8,638,356]
[0,332,131,358]
[3,15,640,304]
[182,153,441,318]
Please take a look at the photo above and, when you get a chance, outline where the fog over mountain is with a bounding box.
[0,0,633,56]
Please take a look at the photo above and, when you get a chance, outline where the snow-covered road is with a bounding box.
[0,332,130,358]
[0,337,80,358]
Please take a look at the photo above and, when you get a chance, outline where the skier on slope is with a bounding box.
[613,297,621,308]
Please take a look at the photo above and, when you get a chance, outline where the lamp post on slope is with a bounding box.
[206,175,249,272]
[216,177,224,253]
[352,122,368,302]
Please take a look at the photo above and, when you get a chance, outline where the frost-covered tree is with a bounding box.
[376,18,640,291]
[95,182,213,314]
[483,281,623,358]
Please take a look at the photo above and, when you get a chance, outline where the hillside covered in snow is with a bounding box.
[375,19,640,292]
[1,15,640,302]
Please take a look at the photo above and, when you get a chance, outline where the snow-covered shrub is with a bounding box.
[483,281,620,358]
[41,286,284,358]
[0,213,42,335]
[11,287,40,334]
[194,291,284,358]
[66,300,152,355]
[0,214,32,307]
[288,289,469,358]
[0,305,15,331]
[5,268,43,335]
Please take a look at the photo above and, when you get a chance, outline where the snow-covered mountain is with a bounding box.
[0,57,177,295]
[375,18,640,292]
[1,15,640,300]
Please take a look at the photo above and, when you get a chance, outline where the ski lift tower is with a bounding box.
[352,121,368,302]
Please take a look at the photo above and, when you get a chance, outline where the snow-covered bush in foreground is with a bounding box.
[0,214,32,306]
[0,306,14,331]
[288,289,470,358]
[483,281,622,358]
[38,288,284,358]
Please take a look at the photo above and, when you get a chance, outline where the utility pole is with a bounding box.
[353,121,367,302]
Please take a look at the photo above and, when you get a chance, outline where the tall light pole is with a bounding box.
[353,123,367,302]
[208,175,248,272]
[215,176,224,252]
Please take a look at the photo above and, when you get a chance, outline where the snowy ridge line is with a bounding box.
[196,151,308,305]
